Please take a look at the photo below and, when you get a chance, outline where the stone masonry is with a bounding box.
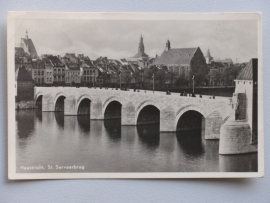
[35,87,231,139]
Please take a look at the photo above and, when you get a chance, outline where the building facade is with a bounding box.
[48,55,65,85]
[43,57,54,85]
[154,40,207,86]
[32,59,45,85]
[62,54,82,85]
[78,55,98,86]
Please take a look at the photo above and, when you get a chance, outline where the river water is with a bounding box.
[16,109,257,173]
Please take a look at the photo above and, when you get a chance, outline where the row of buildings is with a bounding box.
[15,31,243,98]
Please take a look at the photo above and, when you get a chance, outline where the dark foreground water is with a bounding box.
[16,109,257,173]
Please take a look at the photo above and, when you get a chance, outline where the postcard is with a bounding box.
[8,12,263,179]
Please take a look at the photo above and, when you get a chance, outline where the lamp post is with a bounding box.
[192,75,194,93]
[153,73,155,93]
[91,72,95,87]
[119,72,121,89]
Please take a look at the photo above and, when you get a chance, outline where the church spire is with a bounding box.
[166,39,171,51]
[133,35,148,58]
[26,30,28,39]
[138,35,145,55]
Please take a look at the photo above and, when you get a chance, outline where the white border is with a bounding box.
[8,12,264,179]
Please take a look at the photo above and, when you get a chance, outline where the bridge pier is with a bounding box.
[122,102,136,125]
[64,96,76,115]
[42,94,54,112]
[204,111,223,139]
[90,99,104,119]
[160,106,176,132]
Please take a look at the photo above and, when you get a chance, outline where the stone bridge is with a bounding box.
[34,87,231,139]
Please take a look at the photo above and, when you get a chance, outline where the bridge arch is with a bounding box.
[103,96,123,119]
[175,105,206,132]
[136,100,161,125]
[102,96,122,114]
[53,92,67,112]
[53,92,67,105]
[34,91,44,103]
[76,94,93,115]
[136,100,161,113]
[34,92,44,109]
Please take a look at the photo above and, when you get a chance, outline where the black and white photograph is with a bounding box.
[8,12,263,179]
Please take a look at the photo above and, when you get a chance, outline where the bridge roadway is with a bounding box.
[35,86,232,139]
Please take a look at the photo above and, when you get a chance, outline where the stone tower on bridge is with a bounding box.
[219,58,258,155]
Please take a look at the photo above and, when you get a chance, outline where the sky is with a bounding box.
[14,18,258,63]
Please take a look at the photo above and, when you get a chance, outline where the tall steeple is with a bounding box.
[166,39,171,51]
[205,48,213,64]
[138,35,145,54]
[133,35,148,58]
[25,30,28,39]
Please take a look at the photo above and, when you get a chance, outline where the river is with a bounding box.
[16,109,257,173]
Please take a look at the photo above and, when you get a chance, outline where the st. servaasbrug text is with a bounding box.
[19,165,85,170]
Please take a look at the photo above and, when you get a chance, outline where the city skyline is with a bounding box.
[15,19,258,63]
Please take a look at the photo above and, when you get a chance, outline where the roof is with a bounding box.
[15,56,32,64]
[236,59,254,80]
[154,47,198,66]
[21,38,38,59]
[15,66,34,82]
[15,47,29,58]
[42,57,53,66]
[212,58,233,64]
[81,57,96,68]
[133,52,149,58]
[47,55,65,67]
[61,57,80,70]
[64,53,78,63]
[208,61,227,69]
[32,59,45,69]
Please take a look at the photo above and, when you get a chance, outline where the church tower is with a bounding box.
[205,49,213,64]
[25,30,28,39]
[138,35,145,55]
[20,30,38,59]
[165,39,171,51]
[132,35,149,58]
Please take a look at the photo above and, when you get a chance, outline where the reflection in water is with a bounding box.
[176,130,205,158]
[16,110,35,139]
[54,112,64,129]
[137,124,160,149]
[104,119,121,142]
[16,109,258,173]
[77,115,90,133]
[35,109,42,122]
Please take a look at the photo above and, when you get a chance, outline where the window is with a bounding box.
[34,71,37,76]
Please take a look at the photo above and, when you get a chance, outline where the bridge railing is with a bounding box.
[37,86,231,104]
